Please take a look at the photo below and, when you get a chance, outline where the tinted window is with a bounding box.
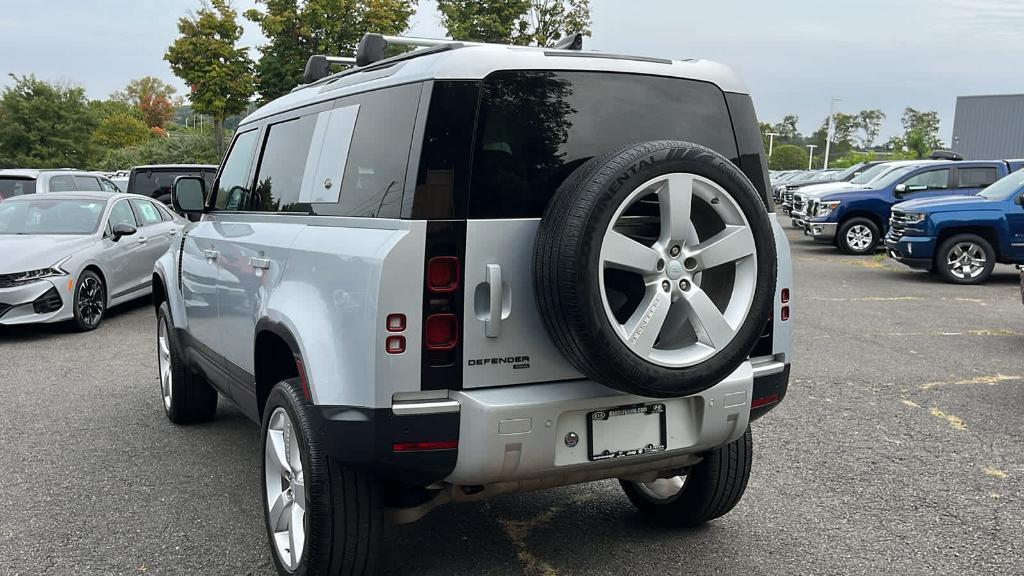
[130,199,163,226]
[107,200,137,230]
[74,176,102,191]
[212,131,260,210]
[903,169,949,190]
[131,169,216,200]
[0,178,36,198]
[49,175,75,192]
[411,81,480,219]
[958,167,998,188]
[468,71,738,218]
[251,114,318,212]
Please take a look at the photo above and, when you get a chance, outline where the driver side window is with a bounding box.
[106,200,137,235]
[902,169,949,190]
[212,130,260,211]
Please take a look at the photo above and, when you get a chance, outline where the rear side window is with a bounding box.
[0,178,36,197]
[468,71,739,219]
[212,131,261,210]
[49,175,75,192]
[903,169,950,190]
[74,176,102,191]
[958,167,998,188]
[252,114,319,211]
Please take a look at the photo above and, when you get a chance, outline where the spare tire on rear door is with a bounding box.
[533,140,777,398]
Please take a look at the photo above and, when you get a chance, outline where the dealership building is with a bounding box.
[951,94,1024,160]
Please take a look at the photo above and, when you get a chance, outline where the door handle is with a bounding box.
[137,236,148,244]
[485,264,502,338]
[203,249,219,261]
[249,257,271,270]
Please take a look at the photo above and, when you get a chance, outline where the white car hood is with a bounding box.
[796,182,863,198]
[0,235,95,274]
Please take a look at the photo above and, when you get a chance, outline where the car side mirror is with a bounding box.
[172,176,206,218]
[1016,194,1024,206]
[111,223,137,241]
[894,184,908,194]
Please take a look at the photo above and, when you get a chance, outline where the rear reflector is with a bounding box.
[781,306,790,321]
[751,393,780,410]
[425,313,458,350]
[386,313,406,332]
[392,440,458,452]
[385,335,406,354]
[781,288,790,303]
[427,256,460,292]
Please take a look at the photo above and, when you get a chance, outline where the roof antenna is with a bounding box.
[551,33,584,51]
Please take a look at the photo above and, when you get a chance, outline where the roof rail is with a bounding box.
[304,55,357,84]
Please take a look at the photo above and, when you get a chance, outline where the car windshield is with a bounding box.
[978,169,1024,200]
[130,169,215,198]
[850,163,891,185]
[832,164,864,181]
[0,177,37,199]
[0,198,105,235]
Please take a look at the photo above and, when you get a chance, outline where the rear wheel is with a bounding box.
[157,302,217,423]
[837,217,880,255]
[935,234,995,284]
[620,428,752,526]
[72,270,106,331]
[262,379,382,576]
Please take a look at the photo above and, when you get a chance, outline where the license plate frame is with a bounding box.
[586,403,667,462]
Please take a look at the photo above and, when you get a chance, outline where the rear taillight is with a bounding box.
[427,257,460,292]
[425,314,458,350]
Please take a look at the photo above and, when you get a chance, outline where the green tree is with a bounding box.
[769,144,808,171]
[166,0,255,157]
[99,128,220,170]
[92,113,151,150]
[0,74,98,168]
[773,114,801,141]
[245,0,417,102]
[436,0,591,46]
[901,107,943,153]
[857,109,885,148]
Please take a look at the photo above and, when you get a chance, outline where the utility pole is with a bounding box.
[766,132,780,157]
[807,145,818,170]
[823,96,841,169]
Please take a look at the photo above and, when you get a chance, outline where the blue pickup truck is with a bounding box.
[802,160,1021,254]
[885,167,1024,283]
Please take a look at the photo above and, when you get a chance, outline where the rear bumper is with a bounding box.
[0,278,72,325]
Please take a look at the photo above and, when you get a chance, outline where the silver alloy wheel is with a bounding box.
[635,475,687,503]
[598,173,757,368]
[158,318,172,411]
[265,407,306,570]
[77,276,104,327]
[845,224,873,252]
[947,242,987,279]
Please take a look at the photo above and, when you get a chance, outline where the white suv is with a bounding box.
[153,33,793,575]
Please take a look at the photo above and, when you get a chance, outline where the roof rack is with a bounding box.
[302,32,584,84]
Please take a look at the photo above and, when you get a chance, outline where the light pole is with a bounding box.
[806,145,818,170]
[766,132,780,158]
[823,96,841,169]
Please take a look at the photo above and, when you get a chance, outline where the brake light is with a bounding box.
[392,440,458,452]
[425,314,458,350]
[427,256,459,292]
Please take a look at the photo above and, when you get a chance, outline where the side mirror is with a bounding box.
[894,184,907,194]
[172,176,206,217]
[1015,194,1024,206]
[111,223,137,241]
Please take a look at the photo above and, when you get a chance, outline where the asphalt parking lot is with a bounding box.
[2,225,1022,576]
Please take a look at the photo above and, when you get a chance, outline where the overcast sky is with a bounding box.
[1,0,1019,142]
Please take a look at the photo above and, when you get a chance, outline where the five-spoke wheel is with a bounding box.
[265,407,307,570]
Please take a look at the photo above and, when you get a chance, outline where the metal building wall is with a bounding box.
[951,94,1024,160]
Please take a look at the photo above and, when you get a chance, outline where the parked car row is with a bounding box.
[777,156,1024,284]
[1,164,217,204]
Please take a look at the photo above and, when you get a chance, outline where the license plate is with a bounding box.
[587,403,667,461]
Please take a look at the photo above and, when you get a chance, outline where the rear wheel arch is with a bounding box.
[152,273,167,312]
[254,320,302,419]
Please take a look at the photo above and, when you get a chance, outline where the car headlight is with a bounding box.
[815,200,841,219]
[903,212,927,224]
[3,256,71,285]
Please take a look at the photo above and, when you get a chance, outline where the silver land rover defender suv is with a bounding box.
[154,33,793,575]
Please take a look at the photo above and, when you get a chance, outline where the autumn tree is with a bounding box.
[113,76,180,128]
[0,75,98,168]
[166,0,255,156]
[436,0,591,46]
[245,0,417,102]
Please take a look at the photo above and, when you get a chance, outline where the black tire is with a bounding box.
[72,269,106,331]
[934,233,995,285]
[837,217,880,255]
[620,427,753,526]
[262,379,382,576]
[533,140,777,398]
[157,301,217,423]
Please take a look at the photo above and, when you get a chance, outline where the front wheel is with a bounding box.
[157,302,217,423]
[72,270,106,331]
[620,428,752,526]
[935,234,995,284]
[837,218,880,255]
[262,379,382,576]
